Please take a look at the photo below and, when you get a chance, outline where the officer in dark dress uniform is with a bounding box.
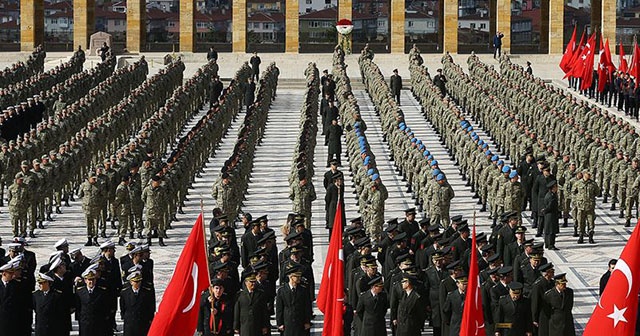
[494,281,533,336]
[33,273,69,336]
[75,268,110,336]
[233,272,269,336]
[531,263,555,336]
[398,207,419,239]
[394,274,426,336]
[443,274,468,336]
[119,271,155,336]
[276,265,312,336]
[543,274,576,336]
[356,275,389,336]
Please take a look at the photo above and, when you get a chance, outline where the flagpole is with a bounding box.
[200,198,216,335]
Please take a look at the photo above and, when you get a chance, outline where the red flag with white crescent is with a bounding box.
[317,200,345,336]
[148,213,210,335]
[583,219,640,335]
[460,221,486,336]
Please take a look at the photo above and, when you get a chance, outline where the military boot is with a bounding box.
[603,194,608,203]
[46,213,53,221]
[625,219,631,227]
[137,232,143,239]
[38,220,43,228]
[85,238,93,246]
[29,230,35,238]
[111,221,116,229]
[573,226,578,237]
[159,237,166,247]
[619,210,625,218]
[610,202,616,211]
[480,203,487,212]
[100,231,107,238]
[56,206,62,214]
[577,234,584,244]
[147,237,152,246]
[562,218,568,228]
[129,232,134,239]
[118,237,126,246]
[152,230,158,238]
[93,237,99,246]
[588,232,595,244]
[476,198,483,205]
[65,200,70,207]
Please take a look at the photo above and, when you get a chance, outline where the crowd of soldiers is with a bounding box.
[0,49,85,115]
[211,63,279,223]
[0,236,157,336]
[0,54,141,223]
[288,62,320,229]
[326,47,388,242]
[0,46,45,90]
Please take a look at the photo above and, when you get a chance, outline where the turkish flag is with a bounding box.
[148,213,210,335]
[598,38,615,93]
[317,200,345,336]
[583,219,640,335]
[620,42,629,73]
[563,31,586,79]
[460,222,486,336]
[630,41,640,79]
[560,25,577,74]
[579,33,597,91]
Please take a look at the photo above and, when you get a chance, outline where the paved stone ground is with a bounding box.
[0,52,636,335]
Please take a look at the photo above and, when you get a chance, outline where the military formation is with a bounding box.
[0,40,635,335]
[211,62,279,222]
[289,62,320,229]
[329,48,388,243]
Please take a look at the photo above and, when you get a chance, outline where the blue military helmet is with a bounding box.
[460,120,468,126]
[363,156,371,165]
[436,173,445,181]
[372,174,380,181]
[411,138,417,143]
[423,151,430,157]
[430,160,439,167]
[408,131,414,137]
[501,166,511,174]
[418,144,425,151]
[406,127,411,133]
[471,132,477,137]
[497,160,504,166]
[482,143,489,150]
[478,140,485,146]
[354,121,360,128]
[491,155,499,162]
[467,126,473,132]
[509,170,518,179]
[367,168,375,176]
[485,149,491,156]
[360,148,367,154]
[427,155,434,160]
[399,125,406,131]
[432,169,441,176]
[416,139,422,145]
[399,122,406,128]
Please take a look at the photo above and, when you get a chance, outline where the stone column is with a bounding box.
[443,0,457,53]
[20,0,44,52]
[601,0,616,54]
[126,0,145,53]
[180,0,196,52]
[496,0,510,52]
[73,0,95,50]
[548,0,564,54]
[540,0,549,54]
[390,0,404,53]
[285,0,299,53]
[233,0,247,52]
[338,0,352,21]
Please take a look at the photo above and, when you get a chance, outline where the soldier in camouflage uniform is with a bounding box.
[113,174,132,246]
[8,172,29,237]
[361,173,388,243]
[142,175,167,246]
[79,172,101,246]
[428,173,455,228]
[289,170,316,228]
[212,172,236,222]
[573,169,601,244]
